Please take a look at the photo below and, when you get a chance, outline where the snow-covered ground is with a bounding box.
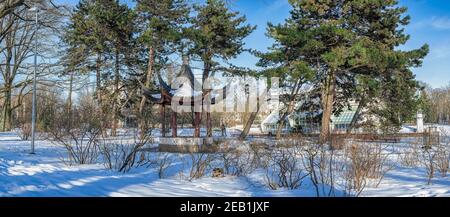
[0,130,449,197]
[0,132,302,197]
[400,124,450,134]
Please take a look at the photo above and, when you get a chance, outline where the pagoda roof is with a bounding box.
[142,61,230,106]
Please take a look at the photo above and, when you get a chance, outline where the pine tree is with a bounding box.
[63,0,137,136]
[417,85,433,123]
[135,0,189,132]
[260,0,428,142]
[341,0,429,133]
[186,0,255,137]
[62,0,109,109]
[92,0,137,136]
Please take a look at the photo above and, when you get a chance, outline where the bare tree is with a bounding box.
[0,0,66,131]
[0,0,24,21]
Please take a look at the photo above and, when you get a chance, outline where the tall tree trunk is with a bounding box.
[95,54,108,137]
[239,78,261,140]
[171,112,177,137]
[203,61,211,137]
[67,72,73,113]
[139,47,154,114]
[20,95,26,124]
[276,80,301,138]
[194,112,201,137]
[275,111,289,138]
[1,86,12,131]
[1,41,13,132]
[319,71,336,144]
[161,105,166,137]
[66,73,74,131]
[112,49,120,137]
[239,110,259,140]
[346,98,365,134]
[220,118,226,137]
[96,54,102,107]
[206,112,212,137]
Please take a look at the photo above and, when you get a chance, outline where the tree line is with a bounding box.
[419,82,450,124]
[0,0,429,143]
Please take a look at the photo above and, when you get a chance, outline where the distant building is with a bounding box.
[261,101,359,134]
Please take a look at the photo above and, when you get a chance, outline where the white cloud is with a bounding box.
[410,16,450,30]
[431,17,450,30]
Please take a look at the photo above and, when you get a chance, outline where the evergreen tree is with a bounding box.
[62,0,109,107]
[92,0,137,136]
[260,0,428,142]
[186,0,255,137]
[374,70,421,133]
[62,0,137,136]
[417,85,433,123]
[135,0,189,130]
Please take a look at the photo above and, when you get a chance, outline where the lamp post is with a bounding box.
[29,7,38,154]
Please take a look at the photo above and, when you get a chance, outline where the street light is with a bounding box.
[29,6,38,154]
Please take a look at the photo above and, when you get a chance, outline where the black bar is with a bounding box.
[0,197,447,216]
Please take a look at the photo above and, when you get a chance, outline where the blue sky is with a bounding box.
[63,0,450,88]
[226,0,450,88]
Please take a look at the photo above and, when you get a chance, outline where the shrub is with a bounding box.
[48,94,102,165]
[188,152,215,180]
[17,122,31,141]
[220,142,255,176]
[264,146,307,190]
[342,142,393,196]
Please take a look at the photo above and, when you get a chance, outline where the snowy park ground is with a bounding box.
[0,129,449,197]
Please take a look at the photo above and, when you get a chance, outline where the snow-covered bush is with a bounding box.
[187,152,215,180]
[153,153,173,178]
[436,130,450,177]
[419,142,449,183]
[301,142,337,196]
[48,95,102,165]
[50,125,101,165]
[219,142,255,176]
[435,143,449,177]
[419,146,436,184]
[99,129,152,172]
[99,139,133,171]
[264,145,307,190]
[248,141,273,169]
[341,142,393,196]
[141,152,173,179]
[97,99,156,172]
[399,140,421,168]
[16,123,31,141]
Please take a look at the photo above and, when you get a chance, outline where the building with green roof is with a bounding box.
[261,101,359,134]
